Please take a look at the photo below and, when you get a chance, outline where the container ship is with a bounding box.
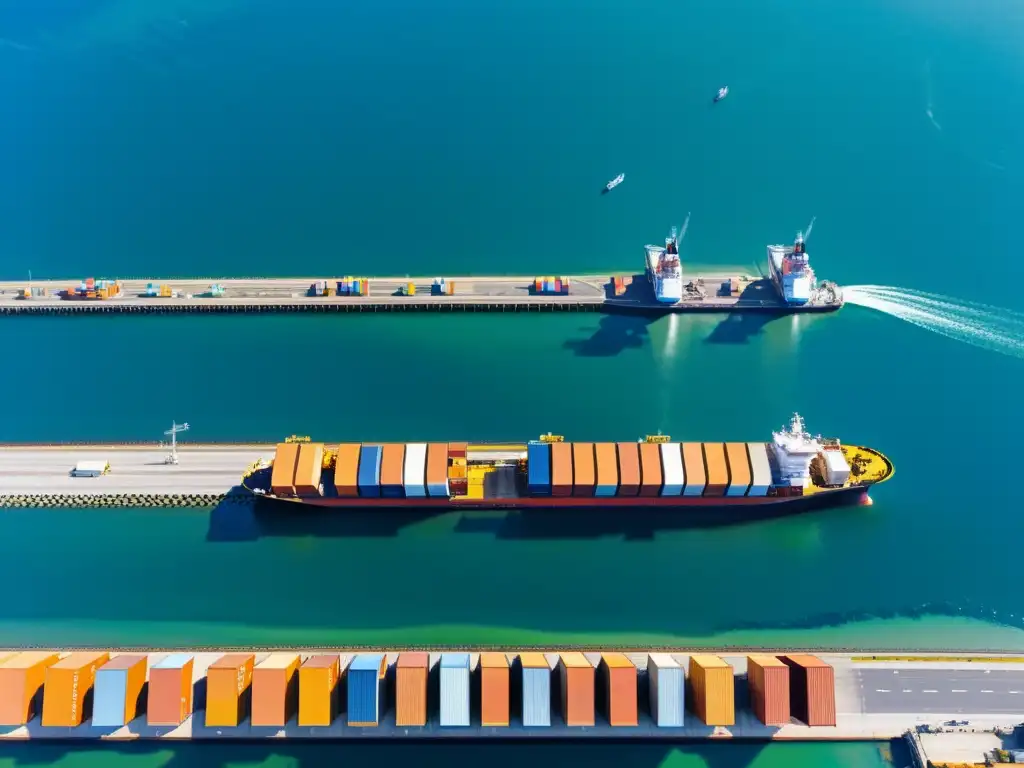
[243,414,893,516]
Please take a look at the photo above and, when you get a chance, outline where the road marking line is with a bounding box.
[902,689,913,693]
[875,689,891,693]
[981,690,994,693]
[1010,691,1020,694]
[923,689,938,693]
[951,689,967,693]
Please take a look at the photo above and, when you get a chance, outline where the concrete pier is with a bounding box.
[0,274,842,315]
[0,652,1020,743]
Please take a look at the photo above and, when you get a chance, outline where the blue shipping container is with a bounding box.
[347,654,386,726]
[522,664,551,727]
[527,442,552,495]
[358,445,382,497]
[439,653,471,727]
[92,664,137,727]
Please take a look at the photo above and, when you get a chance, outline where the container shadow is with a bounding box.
[206,496,450,542]
[452,503,850,540]
[704,311,787,345]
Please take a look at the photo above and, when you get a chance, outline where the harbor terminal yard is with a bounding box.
[0,649,1022,761]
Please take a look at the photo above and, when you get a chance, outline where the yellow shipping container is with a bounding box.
[298,655,342,727]
[688,655,735,726]
[205,653,254,728]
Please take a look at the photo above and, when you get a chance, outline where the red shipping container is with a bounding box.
[782,655,835,727]
[747,655,790,726]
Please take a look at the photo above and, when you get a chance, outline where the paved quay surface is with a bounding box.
[857,667,1024,714]
[0,445,272,496]
[0,652,1022,742]
[0,274,838,313]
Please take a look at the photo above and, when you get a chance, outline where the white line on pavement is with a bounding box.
[951,689,967,693]
[876,689,890,693]
[923,690,938,693]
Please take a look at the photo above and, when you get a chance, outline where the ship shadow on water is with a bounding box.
[705,281,789,345]
[564,275,658,357]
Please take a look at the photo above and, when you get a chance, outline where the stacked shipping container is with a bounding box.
[42,652,110,727]
[251,654,300,727]
[559,653,595,727]
[270,443,300,496]
[681,443,706,496]
[358,445,383,497]
[92,654,147,728]
[440,653,471,727]
[703,443,729,496]
[347,654,386,726]
[403,443,428,497]
[205,654,254,728]
[294,443,324,497]
[725,443,752,497]
[298,655,342,727]
[594,442,618,496]
[747,655,790,726]
[426,443,451,496]
[380,444,406,498]
[550,442,572,497]
[660,443,685,496]
[0,652,58,725]
[519,653,551,727]
[638,443,662,496]
[600,653,638,726]
[647,654,684,727]
[688,655,735,726]
[147,653,194,726]
[572,443,596,496]
[617,442,641,495]
[527,442,551,495]
[782,655,836,727]
[479,653,510,727]
[395,652,429,727]
[334,444,361,497]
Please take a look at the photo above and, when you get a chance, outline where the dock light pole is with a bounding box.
[164,422,190,465]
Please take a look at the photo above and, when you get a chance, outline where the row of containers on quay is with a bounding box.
[263,438,809,500]
[0,651,836,730]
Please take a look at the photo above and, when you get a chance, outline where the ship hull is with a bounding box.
[254,483,871,514]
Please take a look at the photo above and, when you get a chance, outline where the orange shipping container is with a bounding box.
[298,655,341,727]
[205,653,254,728]
[479,653,510,727]
[550,442,573,497]
[725,442,752,496]
[426,443,450,494]
[42,651,110,727]
[380,443,406,494]
[334,443,361,497]
[559,653,594,727]
[616,442,640,496]
[572,443,596,497]
[270,443,300,496]
[688,655,734,726]
[600,653,637,726]
[251,654,300,727]
[395,652,428,727]
[0,652,59,725]
[782,655,836,727]
[294,443,325,497]
[681,442,706,494]
[147,656,194,726]
[448,442,468,458]
[702,443,729,496]
[594,443,618,494]
[747,655,790,726]
[638,442,663,497]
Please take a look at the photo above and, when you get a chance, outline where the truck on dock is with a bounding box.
[70,461,110,478]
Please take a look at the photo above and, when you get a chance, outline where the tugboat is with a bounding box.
[714,86,729,103]
[603,173,625,194]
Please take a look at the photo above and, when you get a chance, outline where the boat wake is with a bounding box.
[843,285,1024,360]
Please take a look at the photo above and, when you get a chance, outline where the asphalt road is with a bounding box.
[0,447,270,495]
[858,668,1024,715]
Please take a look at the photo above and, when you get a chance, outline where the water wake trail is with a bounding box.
[842,285,1024,360]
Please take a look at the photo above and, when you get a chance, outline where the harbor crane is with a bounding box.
[162,422,190,465]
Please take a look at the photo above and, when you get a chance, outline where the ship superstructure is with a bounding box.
[645,215,690,304]
[245,414,892,518]
[767,219,818,306]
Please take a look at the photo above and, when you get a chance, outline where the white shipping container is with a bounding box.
[403,443,428,497]
[746,442,772,496]
[71,460,108,477]
[823,449,851,486]
[659,443,684,496]
[648,653,684,727]
[439,654,471,726]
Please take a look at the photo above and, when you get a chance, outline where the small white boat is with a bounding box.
[714,86,729,102]
[605,173,625,192]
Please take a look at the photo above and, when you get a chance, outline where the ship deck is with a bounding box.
[0,274,842,315]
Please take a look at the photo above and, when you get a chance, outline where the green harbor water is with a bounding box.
[1,0,1023,764]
